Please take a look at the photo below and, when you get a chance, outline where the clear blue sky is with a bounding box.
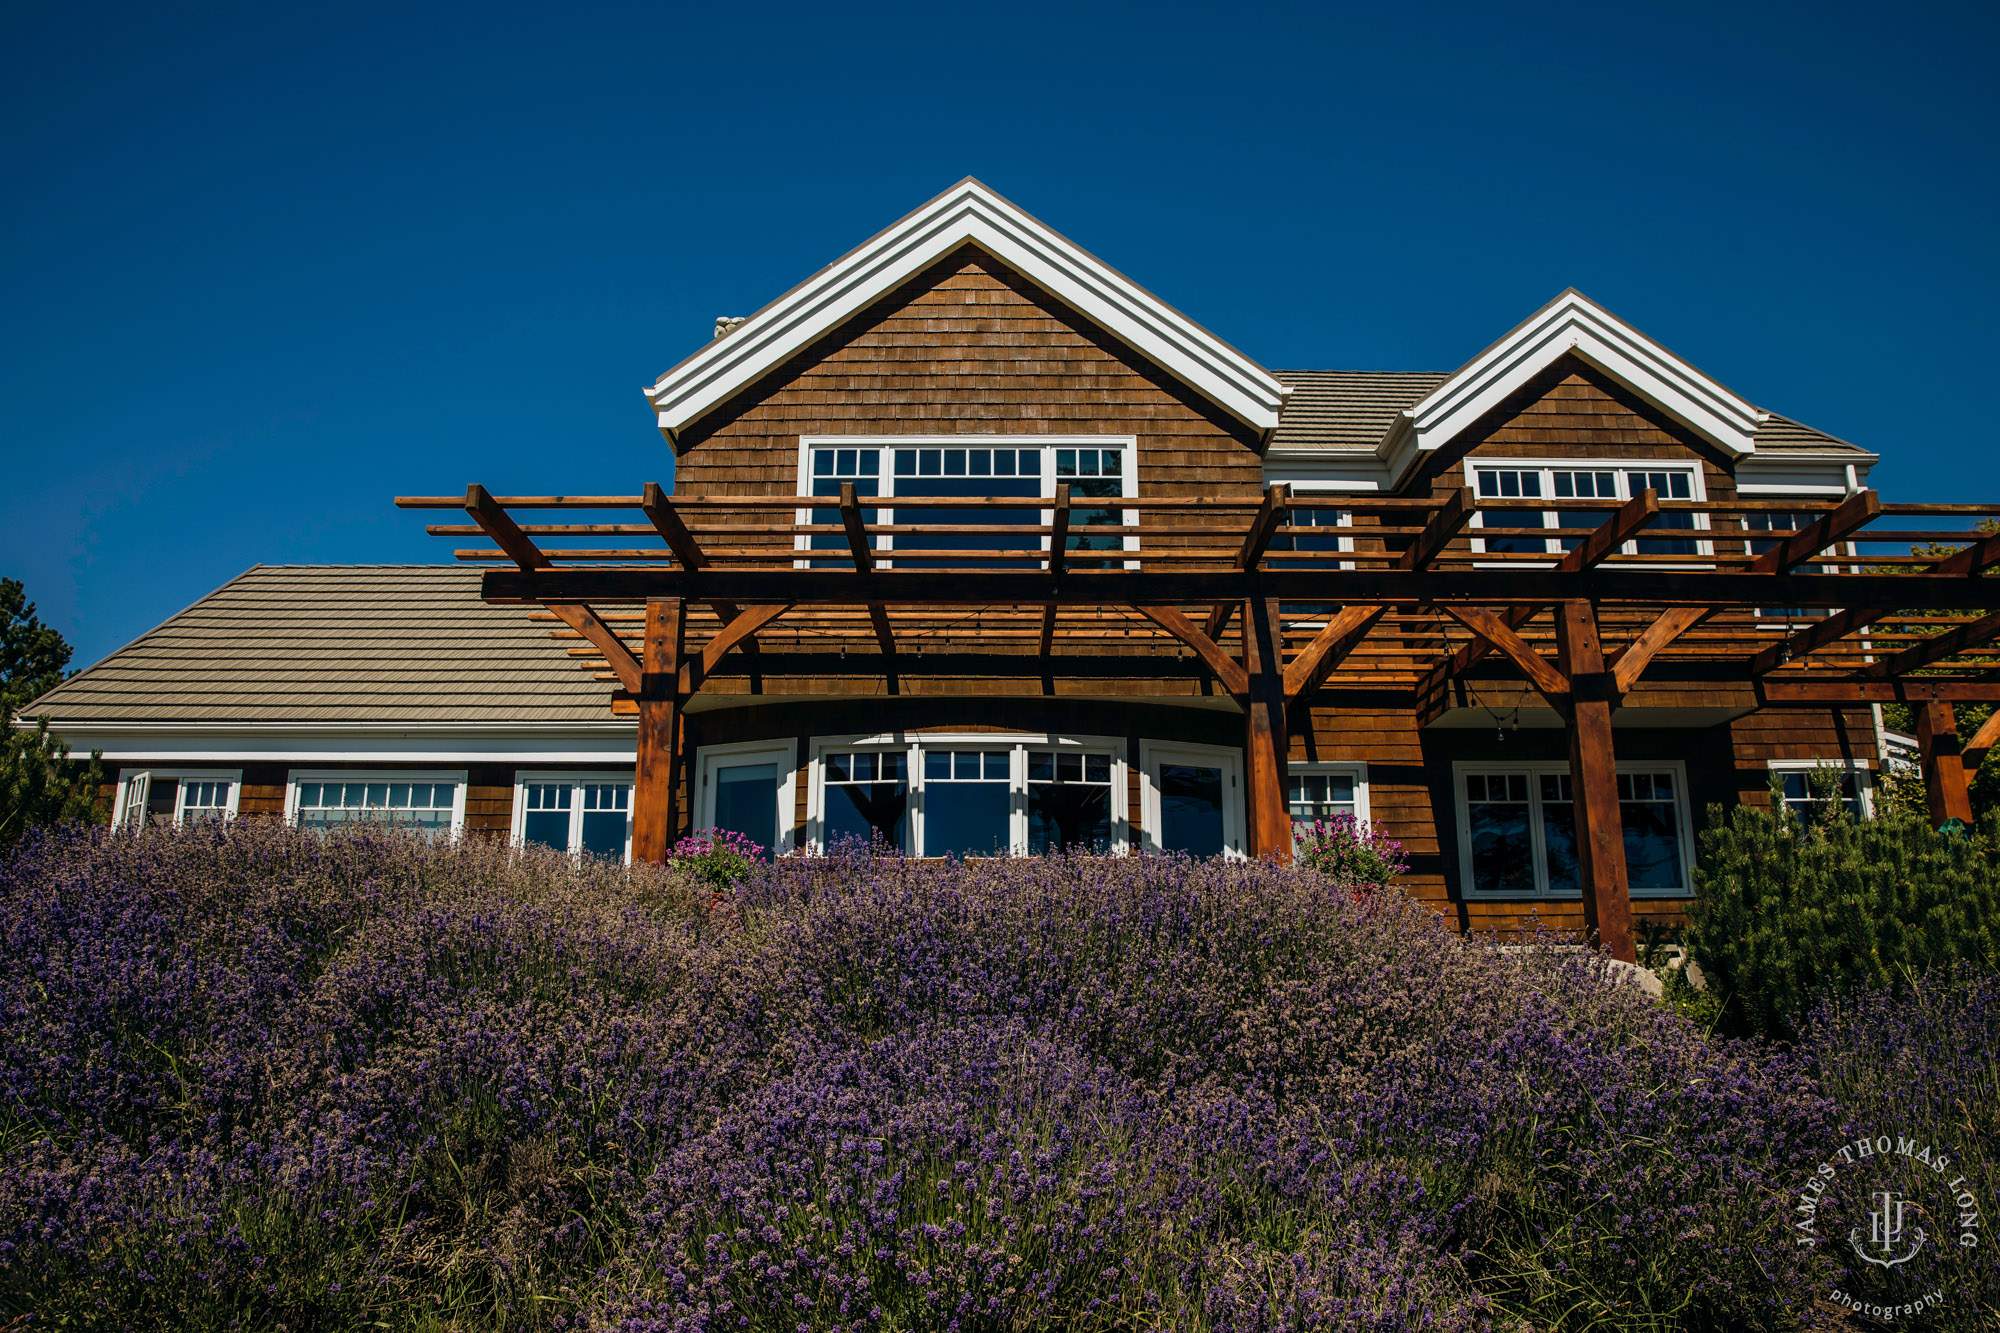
[4,0,1995,668]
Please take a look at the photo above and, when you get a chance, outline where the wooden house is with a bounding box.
[24,180,2000,961]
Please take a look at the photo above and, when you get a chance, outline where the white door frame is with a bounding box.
[1137,740,1245,859]
[694,739,799,854]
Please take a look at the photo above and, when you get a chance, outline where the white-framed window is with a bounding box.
[1767,759,1874,821]
[286,771,467,838]
[511,772,633,860]
[1451,759,1694,898]
[1466,460,1708,564]
[1286,762,1369,825]
[1137,740,1245,860]
[795,436,1137,569]
[1744,507,1861,620]
[805,732,1128,856]
[694,740,798,855]
[113,768,242,829]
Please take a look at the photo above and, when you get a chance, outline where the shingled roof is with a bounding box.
[1268,369,1868,455]
[20,566,607,726]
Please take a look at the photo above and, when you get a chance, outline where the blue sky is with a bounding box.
[4,0,1996,668]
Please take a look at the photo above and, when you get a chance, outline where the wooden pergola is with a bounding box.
[397,483,2000,960]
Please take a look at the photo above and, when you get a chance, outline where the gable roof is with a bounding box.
[644,178,1292,444]
[20,566,609,726]
[1379,289,1769,469]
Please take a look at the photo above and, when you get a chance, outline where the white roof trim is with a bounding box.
[1381,290,1769,473]
[644,178,1290,442]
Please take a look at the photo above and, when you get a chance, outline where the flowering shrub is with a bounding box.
[666,827,764,897]
[1294,812,1408,887]
[0,821,1861,1330]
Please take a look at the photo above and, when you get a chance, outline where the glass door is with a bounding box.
[696,742,797,855]
[1139,742,1244,859]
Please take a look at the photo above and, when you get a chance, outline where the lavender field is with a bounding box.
[0,823,1988,1331]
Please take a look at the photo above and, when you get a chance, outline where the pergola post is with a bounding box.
[1241,596,1292,862]
[631,596,684,863]
[1554,599,1635,962]
[1916,700,1974,827]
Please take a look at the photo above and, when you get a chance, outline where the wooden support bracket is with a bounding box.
[1282,603,1387,700]
[466,485,644,692]
[1438,604,1571,703]
[1135,604,1250,696]
[1960,708,2000,773]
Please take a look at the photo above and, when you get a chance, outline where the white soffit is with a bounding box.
[1385,290,1768,467]
[644,178,1290,442]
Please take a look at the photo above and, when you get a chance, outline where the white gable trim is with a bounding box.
[644,179,1290,444]
[1379,290,1768,478]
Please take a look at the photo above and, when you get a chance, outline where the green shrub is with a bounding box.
[1685,775,2000,1039]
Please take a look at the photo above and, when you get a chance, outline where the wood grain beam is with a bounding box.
[1861,609,2000,678]
[631,596,683,864]
[1748,489,1879,575]
[697,602,791,678]
[839,482,874,574]
[467,485,644,691]
[1555,599,1635,963]
[641,481,710,570]
[1751,499,1989,676]
[1039,604,1057,658]
[1762,680,2000,704]
[1135,605,1250,696]
[1241,597,1291,862]
[1282,604,1387,701]
[1417,490,1660,693]
[1395,487,1474,572]
[1917,700,1974,826]
[1237,483,1290,572]
[1202,601,1235,642]
[1960,708,2000,772]
[1608,606,1710,694]
[1438,604,1570,701]
[1048,483,1070,577]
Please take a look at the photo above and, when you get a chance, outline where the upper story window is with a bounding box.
[1469,463,1704,560]
[798,437,1135,568]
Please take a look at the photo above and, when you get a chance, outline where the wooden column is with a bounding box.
[1916,700,1974,827]
[1553,599,1635,962]
[1241,596,1292,862]
[631,596,684,864]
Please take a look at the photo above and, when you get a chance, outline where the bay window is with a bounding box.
[1453,761,1692,897]
[810,735,1126,855]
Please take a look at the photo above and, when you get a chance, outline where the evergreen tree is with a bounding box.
[1685,774,2000,1039]
[0,579,106,844]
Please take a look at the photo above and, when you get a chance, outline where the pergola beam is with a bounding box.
[479,567,2000,608]
[1438,605,1570,702]
[1418,489,1661,694]
[466,484,645,693]
[631,596,683,864]
[1861,608,2000,678]
[1283,604,1388,700]
[1048,483,1070,576]
[1135,605,1250,695]
[1395,487,1474,572]
[1237,484,1291,571]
